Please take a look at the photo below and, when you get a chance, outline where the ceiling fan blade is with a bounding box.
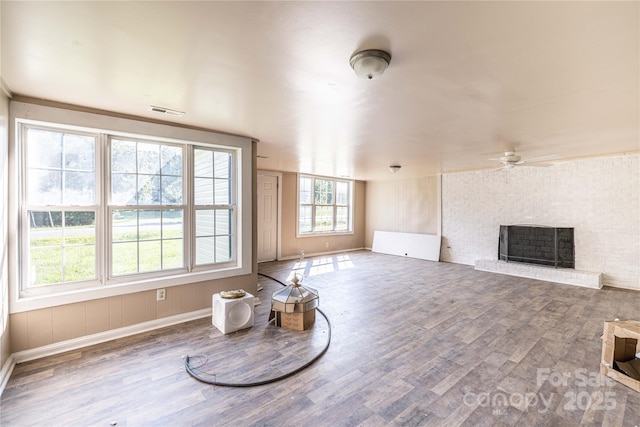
[522,154,559,163]
[519,162,554,167]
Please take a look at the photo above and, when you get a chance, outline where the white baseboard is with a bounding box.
[0,354,16,397]
[11,308,212,365]
[278,247,366,261]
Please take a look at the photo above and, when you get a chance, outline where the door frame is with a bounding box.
[257,171,282,261]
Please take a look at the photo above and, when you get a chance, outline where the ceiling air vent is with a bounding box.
[148,105,185,117]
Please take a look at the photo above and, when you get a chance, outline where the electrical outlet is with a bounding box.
[157,288,166,301]
[325,242,329,248]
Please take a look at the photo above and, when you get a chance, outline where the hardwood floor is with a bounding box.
[1,251,639,426]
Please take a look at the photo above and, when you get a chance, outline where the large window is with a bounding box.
[110,138,185,276]
[298,175,353,235]
[19,120,241,296]
[24,127,99,287]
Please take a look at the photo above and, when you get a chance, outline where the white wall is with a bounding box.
[365,176,438,248]
[441,154,640,290]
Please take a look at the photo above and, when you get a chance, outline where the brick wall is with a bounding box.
[441,154,639,290]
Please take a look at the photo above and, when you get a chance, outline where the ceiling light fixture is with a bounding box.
[349,49,391,80]
[389,165,401,173]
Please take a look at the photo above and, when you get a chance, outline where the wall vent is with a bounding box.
[148,105,185,117]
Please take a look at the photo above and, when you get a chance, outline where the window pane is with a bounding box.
[111,140,137,173]
[30,246,63,286]
[112,242,138,275]
[111,209,183,275]
[195,237,214,265]
[112,210,138,242]
[27,128,62,168]
[194,149,213,178]
[111,140,182,208]
[64,212,96,245]
[314,206,334,231]
[161,145,182,176]
[161,209,183,269]
[28,210,96,285]
[64,133,95,171]
[336,181,349,206]
[195,208,233,265]
[300,177,312,204]
[214,151,230,178]
[139,240,161,272]
[195,149,231,207]
[25,129,98,206]
[163,209,183,239]
[215,236,231,263]
[162,239,183,269]
[137,142,160,174]
[299,205,312,233]
[194,177,213,205]
[112,173,137,205]
[29,169,62,205]
[137,175,161,205]
[65,245,96,282]
[336,206,349,231]
[29,211,62,232]
[139,210,161,240]
[195,210,215,237]
[64,171,95,205]
[161,175,183,205]
[315,179,334,205]
[215,179,230,204]
[216,209,230,235]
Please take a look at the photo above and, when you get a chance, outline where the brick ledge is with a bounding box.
[474,259,602,289]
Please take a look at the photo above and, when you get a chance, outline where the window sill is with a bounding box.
[10,264,251,314]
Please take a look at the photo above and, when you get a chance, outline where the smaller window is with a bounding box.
[193,148,236,267]
[298,175,353,235]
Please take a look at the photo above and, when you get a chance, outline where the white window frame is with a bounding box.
[9,102,252,313]
[297,174,353,236]
[106,136,189,283]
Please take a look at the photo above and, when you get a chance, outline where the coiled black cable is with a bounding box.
[184,272,331,387]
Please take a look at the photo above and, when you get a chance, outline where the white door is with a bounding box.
[257,174,278,262]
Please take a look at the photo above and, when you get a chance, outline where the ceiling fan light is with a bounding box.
[350,49,391,80]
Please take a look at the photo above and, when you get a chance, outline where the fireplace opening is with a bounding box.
[498,225,574,268]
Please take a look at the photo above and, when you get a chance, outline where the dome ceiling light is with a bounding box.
[349,49,392,80]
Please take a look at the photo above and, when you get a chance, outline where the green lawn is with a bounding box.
[29,229,183,286]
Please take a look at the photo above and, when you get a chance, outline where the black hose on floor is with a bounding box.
[184,272,331,387]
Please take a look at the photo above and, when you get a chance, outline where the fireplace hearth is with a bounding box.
[498,225,575,268]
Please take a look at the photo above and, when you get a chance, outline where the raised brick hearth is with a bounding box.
[474,259,602,289]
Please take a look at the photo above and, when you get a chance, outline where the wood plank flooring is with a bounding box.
[1,251,639,426]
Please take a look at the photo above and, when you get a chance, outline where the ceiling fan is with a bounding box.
[489,150,558,171]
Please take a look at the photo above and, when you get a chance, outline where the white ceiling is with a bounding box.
[2,1,638,181]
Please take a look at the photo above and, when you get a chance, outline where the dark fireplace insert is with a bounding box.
[498,225,574,268]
